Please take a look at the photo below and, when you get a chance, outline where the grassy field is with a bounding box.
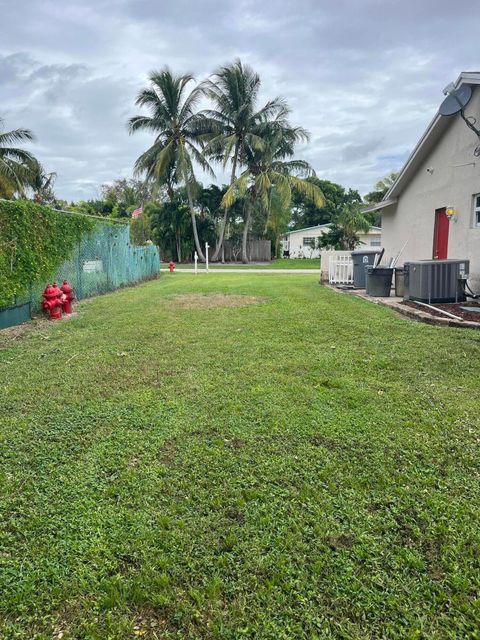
[161,258,320,270]
[1,274,479,639]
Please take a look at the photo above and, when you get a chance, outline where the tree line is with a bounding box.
[0,60,399,262]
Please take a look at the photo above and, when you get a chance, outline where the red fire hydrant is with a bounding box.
[42,283,63,320]
[168,261,175,273]
[60,280,74,314]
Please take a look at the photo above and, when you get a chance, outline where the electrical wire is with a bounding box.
[459,278,480,299]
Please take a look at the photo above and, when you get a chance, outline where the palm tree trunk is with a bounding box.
[186,184,206,262]
[212,142,239,262]
[275,235,281,259]
[176,232,182,263]
[241,199,252,264]
[212,209,228,263]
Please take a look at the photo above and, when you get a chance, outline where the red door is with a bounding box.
[433,208,449,259]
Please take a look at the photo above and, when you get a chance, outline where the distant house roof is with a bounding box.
[366,71,480,212]
[284,223,381,236]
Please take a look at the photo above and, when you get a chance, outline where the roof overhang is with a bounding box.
[382,71,480,202]
[363,199,397,213]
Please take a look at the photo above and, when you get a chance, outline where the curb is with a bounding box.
[325,284,480,330]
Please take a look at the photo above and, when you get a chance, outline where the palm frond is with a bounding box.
[221,169,250,208]
[288,176,325,208]
[0,127,35,146]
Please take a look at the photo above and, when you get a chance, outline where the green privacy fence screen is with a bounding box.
[1,214,160,327]
[29,220,160,312]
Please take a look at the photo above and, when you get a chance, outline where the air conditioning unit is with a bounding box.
[404,259,469,303]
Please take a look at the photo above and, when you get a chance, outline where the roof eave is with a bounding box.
[363,199,397,213]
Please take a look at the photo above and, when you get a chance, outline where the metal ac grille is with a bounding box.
[405,260,469,303]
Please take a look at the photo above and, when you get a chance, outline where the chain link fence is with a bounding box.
[1,216,160,327]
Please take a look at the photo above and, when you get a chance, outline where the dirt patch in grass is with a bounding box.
[309,434,342,451]
[224,437,246,450]
[423,538,445,581]
[327,533,355,551]
[165,293,266,310]
[0,313,78,348]
[0,316,50,346]
[158,437,178,466]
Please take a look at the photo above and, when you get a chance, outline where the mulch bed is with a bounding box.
[403,300,480,322]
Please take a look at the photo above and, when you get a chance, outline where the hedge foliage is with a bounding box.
[0,200,95,308]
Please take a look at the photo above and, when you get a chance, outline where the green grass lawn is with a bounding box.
[1,274,479,639]
[161,258,320,269]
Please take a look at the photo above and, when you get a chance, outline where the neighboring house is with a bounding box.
[366,71,480,289]
[281,224,382,258]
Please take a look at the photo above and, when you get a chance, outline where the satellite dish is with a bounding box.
[439,84,472,116]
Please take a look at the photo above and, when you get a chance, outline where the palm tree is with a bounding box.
[0,119,36,198]
[128,69,213,261]
[29,161,57,204]
[364,171,399,204]
[335,203,372,250]
[223,125,324,263]
[201,60,288,261]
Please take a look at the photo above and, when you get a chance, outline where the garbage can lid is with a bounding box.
[351,248,383,255]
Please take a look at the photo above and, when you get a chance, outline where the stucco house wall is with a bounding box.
[282,225,382,259]
[380,82,480,289]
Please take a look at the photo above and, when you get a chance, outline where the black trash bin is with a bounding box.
[365,266,394,297]
[351,249,382,288]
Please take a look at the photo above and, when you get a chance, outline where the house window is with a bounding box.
[303,237,315,247]
[370,240,381,246]
[474,194,480,227]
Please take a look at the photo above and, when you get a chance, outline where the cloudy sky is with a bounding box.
[1,0,478,201]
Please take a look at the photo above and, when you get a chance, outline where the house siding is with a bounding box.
[282,226,382,259]
[381,85,480,288]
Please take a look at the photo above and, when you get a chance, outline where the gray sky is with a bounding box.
[1,0,478,201]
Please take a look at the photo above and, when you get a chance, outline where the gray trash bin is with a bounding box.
[351,249,382,288]
[365,266,394,297]
[394,267,405,297]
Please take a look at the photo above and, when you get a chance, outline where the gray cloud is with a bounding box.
[0,0,478,200]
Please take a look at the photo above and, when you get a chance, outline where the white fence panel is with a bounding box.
[328,255,353,284]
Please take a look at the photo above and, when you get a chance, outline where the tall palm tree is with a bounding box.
[0,119,36,198]
[201,60,288,261]
[128,69,213,261]
[223,125,324,263]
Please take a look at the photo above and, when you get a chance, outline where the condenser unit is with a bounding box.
[404,259,469,303]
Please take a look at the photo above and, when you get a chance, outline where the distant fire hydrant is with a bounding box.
[168,261,175,273]
[60,280,74,314]
[42,283,63,320]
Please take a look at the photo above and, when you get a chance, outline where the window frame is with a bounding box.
[302,236,316,248]
[474,194,480,228]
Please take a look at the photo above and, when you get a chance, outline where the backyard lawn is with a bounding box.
[1,274,479,639]
[160,258,320,270]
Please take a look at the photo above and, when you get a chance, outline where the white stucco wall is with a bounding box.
[282,226,382,259]
[381,85,480,288]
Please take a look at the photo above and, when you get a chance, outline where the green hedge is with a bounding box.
[0,200,95,308]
